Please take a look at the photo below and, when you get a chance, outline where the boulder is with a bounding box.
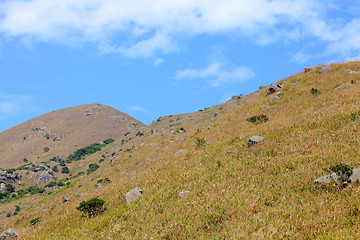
[335,83,351,89]
[314,173,342,184]
[179,191,192,199]
[124,187,143,204]
[231,95,241,100]
[349,169,360,183]
[0,228,19,240]
[345,69,360,74]
[174,149,188,157]
[34,171,54,185]
[268,84,281,93]
[319,65,331,73]
[248,136,264,147]
[260,105,270,109]
[95,183,102,189]
[304,66,314,72]
[63,197,70,203]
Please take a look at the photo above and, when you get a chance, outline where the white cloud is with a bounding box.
[128,106,148,113]
[175,63,254,87]
[0,93,31,114]
[0,0,358,59]
[153,58,164,67]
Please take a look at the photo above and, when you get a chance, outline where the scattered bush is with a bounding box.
[103,138,114,144]
[76,198,105,217]
[52,165,58,172]
[23,158,28,163]
[61,167,70,174]
[259,85,265,89]
[43,147,50,152]
[310,88,321,95]
[329,163,353,182]
[30,217,41,226]
[66,143,103,162]
[87,163,99,175]
[195,137,206,148]
[247,114,269,124]
[351,112,359,121]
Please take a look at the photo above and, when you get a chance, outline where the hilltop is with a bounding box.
[0,103,145,168]
[0,62,360,239]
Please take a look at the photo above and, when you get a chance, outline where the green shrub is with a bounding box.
[43,147,50,152]
[351,113,359,121]
[61,167,70,174]
[66,143,103,162]
[103,138,114,144]
[259,85,265,89]
[86,163,99,175]
[23,158,28,163]
[76,198,105,217]
[310,88,321,95]
[195,137,206,148]
[247,114,269,124]
[30,217,41,226]
[329,163,353,182]
[52,165,58,172]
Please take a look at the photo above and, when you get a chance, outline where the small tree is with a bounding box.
[52,165,58,172]
[61,166,70,174]
[76,198,105,217]
[43,147,50,152]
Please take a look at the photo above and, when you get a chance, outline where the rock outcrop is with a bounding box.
[124,187,143,204]
[0,228,19,240]
[248,136,264,147]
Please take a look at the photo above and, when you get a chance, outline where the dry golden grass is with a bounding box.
[2,62,360,239]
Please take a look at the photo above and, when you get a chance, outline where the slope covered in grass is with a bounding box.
[3,62,360,239]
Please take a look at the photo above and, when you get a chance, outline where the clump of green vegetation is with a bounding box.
[329,163,354,182]
[87,163,99,175]
[310,88,321,95]
[97,178,111,184]
[61,166,70,174]
[259,85,265,89]
[103,138,114,144]
[30,217,41,226]
[136,131,144,137]
[43,147,50,152]
[23,158,28,163]
[66,143,103,162]
[76,198,105,217]
[247,114,269,124]
[195,137,206,148]
[351,112,359,121]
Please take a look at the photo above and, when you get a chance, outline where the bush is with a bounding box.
[61,167,70,174]
[87,163,99,175]
[247,114,269,124]
[195,137,206,148]
[30,217,41,226]
[329,163,353,182]
[66,143,103,162]
[43,147,50,152]
[52,165,58,172]
[103,138,114,144]
[23,158,28,163]
[76,198,105,217]
[310,88,321,95]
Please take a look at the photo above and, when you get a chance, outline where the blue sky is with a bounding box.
[1,0,360,132]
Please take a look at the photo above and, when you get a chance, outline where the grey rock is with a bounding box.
[34,171,54,185]
[271,95,280,100]
[231,95,241,100]
[179,191,192,199]
[44,187,55,192]
[124,187,143,204]
[0,183,6,193]
[319,65,331,73]
[260,105,270,109]
[314,173,342,184]
[304,66,314,72]
[269,84,281,93]
[335,83,351,89]
[248,136,264,147]
[349,169,360,183]
[95,183,102,189]
[0,228,19,240]
[345,69,360,74]
[63,197,70,203]
[174,149,188,157]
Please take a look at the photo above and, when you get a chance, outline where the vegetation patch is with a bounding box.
[30,217,41,226]
[87,163,100,175]
[247,114,269,124]
[310,88,321,95]
[76,198,105,217]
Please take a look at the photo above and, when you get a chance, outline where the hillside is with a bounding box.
[0,103,145,168]
[0,62,360,239]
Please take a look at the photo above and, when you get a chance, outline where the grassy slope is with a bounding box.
[5,62,360,239]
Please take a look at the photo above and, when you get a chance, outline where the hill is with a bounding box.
[0,62,360,239]
[0,103,145,168]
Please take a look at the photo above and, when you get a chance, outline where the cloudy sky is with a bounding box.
[1,0,360,131]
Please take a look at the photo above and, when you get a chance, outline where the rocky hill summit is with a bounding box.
[0,103,145,168]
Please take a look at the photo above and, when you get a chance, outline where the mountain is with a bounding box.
[0,103,145,168]
[0,62,360,239]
